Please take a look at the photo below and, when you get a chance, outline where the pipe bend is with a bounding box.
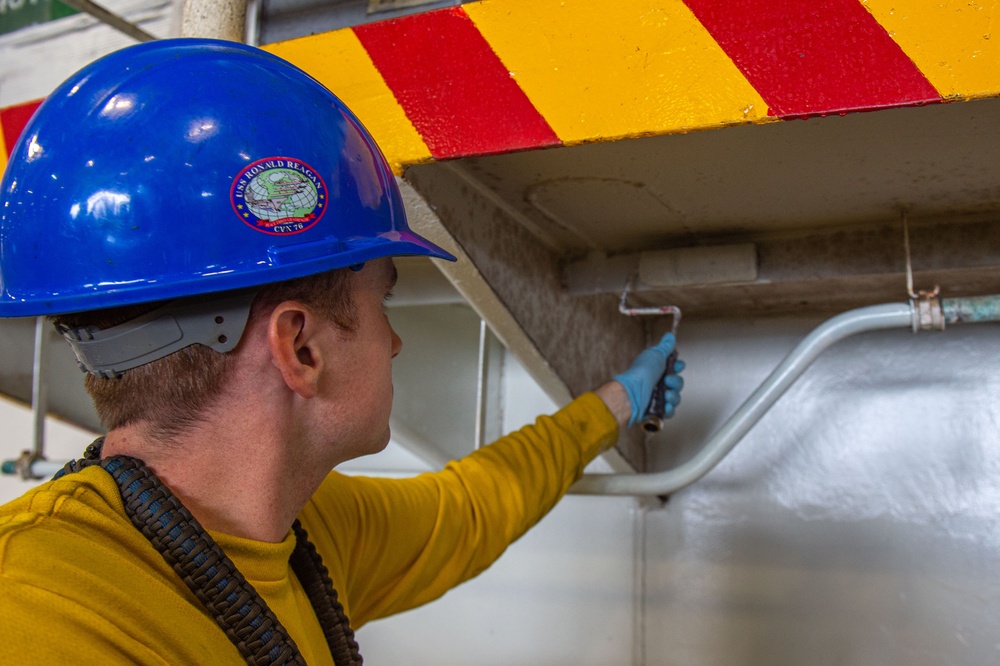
[572,301,915,497]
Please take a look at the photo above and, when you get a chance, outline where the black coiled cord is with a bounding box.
[56,440,362,666]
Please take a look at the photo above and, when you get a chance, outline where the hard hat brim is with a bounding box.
[0,232,456,317]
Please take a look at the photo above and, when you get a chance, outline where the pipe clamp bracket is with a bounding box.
[912,292,944,332]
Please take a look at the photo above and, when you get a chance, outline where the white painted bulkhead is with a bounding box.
[355,313,1000,666]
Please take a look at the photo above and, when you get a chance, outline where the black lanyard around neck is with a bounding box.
[56,439,362,666]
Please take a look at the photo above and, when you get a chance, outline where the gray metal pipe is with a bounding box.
[943,294,1000,325]
[572,295,1000,497]
[19,459,65,479]
[31,317,48,459]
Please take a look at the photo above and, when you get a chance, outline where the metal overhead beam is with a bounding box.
[563,217,1000,318]
[400,169,650,472]
[58,0,157,41]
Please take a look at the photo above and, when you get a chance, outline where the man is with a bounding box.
[0,39,682,664]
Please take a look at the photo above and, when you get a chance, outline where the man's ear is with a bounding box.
[267,301,325,399]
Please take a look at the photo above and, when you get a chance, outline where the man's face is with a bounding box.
[322,257,402,461]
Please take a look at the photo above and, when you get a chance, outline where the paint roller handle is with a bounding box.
[613,333,683,428]
[641,350,680,433]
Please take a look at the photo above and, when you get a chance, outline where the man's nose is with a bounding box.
[390,327,402,358]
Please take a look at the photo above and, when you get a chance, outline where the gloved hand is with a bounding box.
[613,332,685,427]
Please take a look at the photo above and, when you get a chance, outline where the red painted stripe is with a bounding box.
[1,99,43,156]
[354,7,560,159]
[683,0,941,118]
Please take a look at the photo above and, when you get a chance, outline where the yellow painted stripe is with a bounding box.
[862,0,1000,100]
[265,30,432,175]
[0,122,7,178]
[464,0,772,145]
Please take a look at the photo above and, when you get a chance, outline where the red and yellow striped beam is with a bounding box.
[2,0,999,175]
[0,100,42,176]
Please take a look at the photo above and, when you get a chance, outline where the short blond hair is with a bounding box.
[52,268,356,439]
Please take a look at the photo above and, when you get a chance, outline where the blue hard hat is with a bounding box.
[0,38,455,317]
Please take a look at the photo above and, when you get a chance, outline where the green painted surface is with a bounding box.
[943,295,1000,325]
[0,0,77,35]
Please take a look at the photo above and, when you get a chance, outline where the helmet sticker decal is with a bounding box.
[231,157,327,235]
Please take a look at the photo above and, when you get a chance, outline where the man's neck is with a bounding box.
[101,417,329,543]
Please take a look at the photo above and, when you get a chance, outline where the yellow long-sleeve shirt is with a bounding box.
[0,392,617,665]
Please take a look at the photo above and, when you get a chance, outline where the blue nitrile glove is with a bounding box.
[613,332,685,427]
